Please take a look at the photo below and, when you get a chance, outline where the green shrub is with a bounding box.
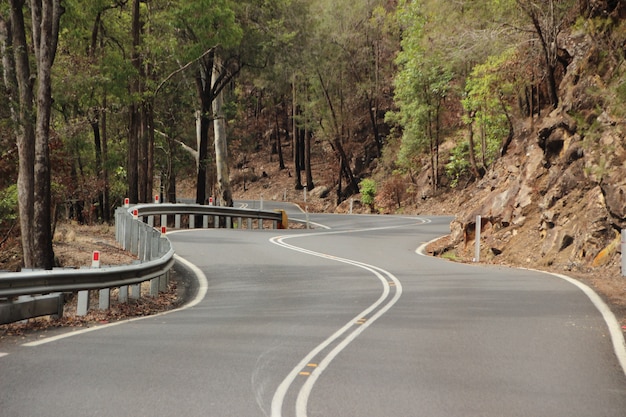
[0,184,18,225]
[359,178,377,207]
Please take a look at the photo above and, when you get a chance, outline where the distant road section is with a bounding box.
[1,206,625,417]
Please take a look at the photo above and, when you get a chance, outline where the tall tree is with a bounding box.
[170,0,242,207]
[388,0,452,192]
[1,0,63,269]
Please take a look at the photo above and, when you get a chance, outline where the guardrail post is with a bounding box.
[150,278,159,296]
[124,214,132,251]
[203,215,209,228]
[238,217,243,229]
[141,225,151,261]
[175,214,181,229]
[151,230,159,261]
[248,218,253,229]
[161,214,167,228]
[99,288,110,310]
[189,215,195,229]
[77,290,90,316]
[130,284,141,300]
[226,217,231,229]
[130,219,139,255]
[159,272,168,291]
[148,215,154,227]
[119,286,129,303]
[214,215,219,228]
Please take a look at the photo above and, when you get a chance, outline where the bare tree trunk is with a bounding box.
[292,80,303,190]
[101,93,110,222]
[212,56,233,207]
[1,9,35,267]
[91,116,103,219]
[275,105,285,170]
[128,0,141,203]
[31,0,62,268]
[466,118,481,179]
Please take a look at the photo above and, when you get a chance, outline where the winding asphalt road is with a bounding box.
[1,202,626,416]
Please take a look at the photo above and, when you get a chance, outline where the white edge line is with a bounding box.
[544,271,626,376]
[416,235,626,377]
[0,352,8,358]
[22,254,208,347]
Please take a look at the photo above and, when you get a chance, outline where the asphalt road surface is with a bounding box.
[1,203,626,417]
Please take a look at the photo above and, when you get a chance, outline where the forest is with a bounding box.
[0,0,624,270]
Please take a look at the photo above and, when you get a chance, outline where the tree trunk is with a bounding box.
[367,97,382,157]
[196,111,211,205]
[0,11,35,267]
[101,93,110,222]
[466,117,481,179]
[137,103,148,203]
[292,80,303,190]
[332,138,358,196]
[5,0,61,269]
[275,106,285,170]
[31,0,61,268]
[91,116,103,220]
[212,56,233,207]
[128,0,141,203]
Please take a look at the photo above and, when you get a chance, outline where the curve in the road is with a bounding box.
[269,219,429,417]
[416,238,626,377]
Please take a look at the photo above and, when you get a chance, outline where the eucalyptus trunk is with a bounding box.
[212,57,233,207]
[0,9,35,267]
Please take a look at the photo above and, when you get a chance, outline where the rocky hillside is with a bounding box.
[429,8,626,320]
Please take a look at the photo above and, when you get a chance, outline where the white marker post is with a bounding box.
[91,251,100,268]
[474,215,481,263]
[622,229,626,276]
[124,197,130,208]
[78,251,101,315]
[154,194,159,204]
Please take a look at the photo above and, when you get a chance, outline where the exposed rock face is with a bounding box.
[449,26,626,271]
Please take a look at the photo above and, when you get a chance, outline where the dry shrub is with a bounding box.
[375,175,407,214]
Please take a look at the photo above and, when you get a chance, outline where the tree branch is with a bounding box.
[154,46,218,96]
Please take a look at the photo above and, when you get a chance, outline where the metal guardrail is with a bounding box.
[0,203,287,324]
[0,256,175,298]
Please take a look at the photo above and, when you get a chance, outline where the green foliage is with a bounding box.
[462,49,516,169]
[359,178,377,206]
[387,0,452,174]
[0,185,18,224]
[172,0,242,60]
[445,140,471,188]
